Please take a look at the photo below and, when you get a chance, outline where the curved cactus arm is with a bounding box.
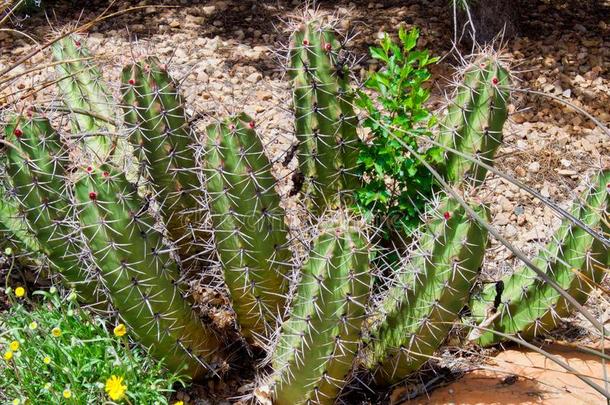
[73,164,224,378]
[121,57,208,261]
[268,214,372,405]
[289,19,361,212]
[436,56,510,186]
[4,115,100,304]
[201,113,291,341]
[469,170,609,346]
[51,34,116,162]
[366,198,489,385]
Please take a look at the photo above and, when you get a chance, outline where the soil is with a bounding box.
[0,0,609,404]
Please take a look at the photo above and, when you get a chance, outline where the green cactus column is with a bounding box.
[470,171,609,346]
[270,214,372,405]
[367,198,489,385]
[51,34,116,163]
[201,113,291,341]
[121,57,207,261]
[73,164,224,378]
[289,20,361,212]
[4,115,100,304]
[436,57,510,186]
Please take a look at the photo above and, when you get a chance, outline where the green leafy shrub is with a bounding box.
[355,27,441,236]
[0,287,184,404]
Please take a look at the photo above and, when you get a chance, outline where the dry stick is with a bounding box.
[417,134,609,247]
[511,87,610,138]
[381,129,609,339]
[0,57,94,87]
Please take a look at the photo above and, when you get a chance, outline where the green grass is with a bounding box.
[0,286,185,404]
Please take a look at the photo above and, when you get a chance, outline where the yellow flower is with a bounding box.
[12,399,20,405]
[10,341,19,351]
[174,402,184,405]
[4,350,13,361]
[28,321,38,330]
[113,324,127,337]
[62,389,72,399]
[14,287,25,298]
[51,327,62,337]
[43,356,51,365]
[105,375,127,401]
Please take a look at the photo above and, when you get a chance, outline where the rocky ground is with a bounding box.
[1,0,609,403]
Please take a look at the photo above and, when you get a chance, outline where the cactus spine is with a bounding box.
[469,171,609,346]
[289,20,361,211]
[4,115,100,304]
[121,57,206,261]
[270,214,372,404]
[51,35,116,162]
[437,57,509,186]
[73,163,223,378]
[201,114,291,340]
[367,198,489,384]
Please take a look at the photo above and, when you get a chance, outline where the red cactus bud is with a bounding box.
[492,77,499,85]
[443,211,451,220]
[128,78,135,85]
[89,191,97,201]
[248,120,256,129]
[75,40,81,47]
[324,43,332,52]
[302,39,309,46]
[13,128,23,137]
[102,171,110,177]
[86,166,93,172]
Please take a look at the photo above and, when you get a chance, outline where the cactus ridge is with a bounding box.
[469,171,609,346]
[201,113,292,340]
[289,20,361,212]
[51,34,116,162]
[121,56,208,261]
[366,197,489,384]
[437,57,509,186]
[0,181,41,259]
[270,213,372,405]
[4,115,101,304]
[73,162,223,378]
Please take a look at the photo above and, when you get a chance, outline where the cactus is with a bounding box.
[73,163,224,378]
[366,198,489,385]
[201,114,292,341]
[469,171,609,346]
[51,34,116,163]
[121,57,207,261]
[4,115,101,304]
[269,214,372,405]
[436,56,509,186]
[289,19,361,212]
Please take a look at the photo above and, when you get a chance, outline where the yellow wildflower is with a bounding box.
[28,321,38,330]
[4,350,13,361]
[14,287,25,298]
[113,324,127,337]
[10,341,19,351]
[105,375,127,401]
[12,399,20,405]
[174,402,184,405]
[63,389,72,399]
[43,356,51,365]
[51,327,62,337]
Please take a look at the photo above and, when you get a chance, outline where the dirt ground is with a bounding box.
[1,0,609,403]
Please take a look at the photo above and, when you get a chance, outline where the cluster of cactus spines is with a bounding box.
[469,170,609,347]
[0,183,41,258]
[121,56,207,261]
[73,163,224,378]
[366,198,490,385]
[51,34,117,163]
[201,113,292,341]
[289,19,361,212]
[436,56,509,186]
[268,213,372,404]
[4,115,101,305]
